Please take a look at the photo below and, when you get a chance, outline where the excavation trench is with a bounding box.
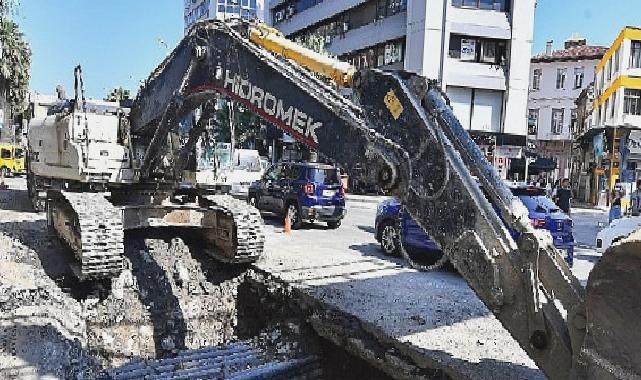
[76,231,401,379]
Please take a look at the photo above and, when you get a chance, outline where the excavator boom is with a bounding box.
[130,19,641,380]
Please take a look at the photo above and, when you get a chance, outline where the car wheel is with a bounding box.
[379,221,400,256]
[286,203,303,230]
[247,195,258,208]
[327,220,341,229]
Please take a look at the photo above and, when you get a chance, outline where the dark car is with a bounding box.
[248,162,346,229]
[375,186,574,264]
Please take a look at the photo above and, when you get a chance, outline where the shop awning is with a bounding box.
[509,157,557,174]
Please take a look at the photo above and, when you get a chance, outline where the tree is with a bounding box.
[0,2,30,108]
[104,87,131,102]
[0,1,30,140]
[213,99,261,147]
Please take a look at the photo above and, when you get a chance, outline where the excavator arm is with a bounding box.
[130,19,640,380]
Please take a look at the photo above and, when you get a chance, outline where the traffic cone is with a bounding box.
[284,210,291,234]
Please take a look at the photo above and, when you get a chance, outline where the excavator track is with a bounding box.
[47,191,124,280]
[200,194,265,263]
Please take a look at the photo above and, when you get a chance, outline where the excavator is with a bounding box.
[27,19,640,380]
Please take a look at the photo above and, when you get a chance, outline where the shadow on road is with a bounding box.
[357,225,375,234]
[261,212,333,230]
[0,187,36,213]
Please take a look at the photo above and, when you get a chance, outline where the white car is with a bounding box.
[596,216,641,253]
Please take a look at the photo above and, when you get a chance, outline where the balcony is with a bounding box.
[445,58,507,90]
[448,6,511,40]
[325,12,407,57]
[273,0,367,36]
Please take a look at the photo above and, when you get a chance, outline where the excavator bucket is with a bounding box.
[577,229,641,379]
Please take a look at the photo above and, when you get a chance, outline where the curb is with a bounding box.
[345,195,390,205]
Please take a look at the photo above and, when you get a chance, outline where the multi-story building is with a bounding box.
[586,26,641,203]
[527,36,606,182]
[267,0,536,178]
[184,0,265,33]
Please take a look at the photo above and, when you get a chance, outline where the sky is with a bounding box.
[11,0,641,98]
[15,1,183,99]
[532,0,641,54]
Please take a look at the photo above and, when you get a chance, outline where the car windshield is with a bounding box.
[15,149,24,158]
[307,167,340,185]
[518,195,560,214]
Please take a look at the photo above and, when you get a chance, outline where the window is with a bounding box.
[607,59,612,81]
[624,89,641,115]
[452,0,507,11]
[0,149,10,159]
[556,68,567,89]
[574,67,584,89]
[445,87,503,132]
[599,71,605,94]
[611,91,617,119]
[449,35,506,65]
[376,0,407,19]
[383,40,403,65]
[614,47,620,74]
[528,109,539,135]
[571,110,578,133]
[551,109,564,134]
[630,41,641,69]
[532,68,542,90]
[603,99,609,124]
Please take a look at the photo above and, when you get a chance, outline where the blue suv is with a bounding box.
[375,186,574,265]
[248,162,346,229]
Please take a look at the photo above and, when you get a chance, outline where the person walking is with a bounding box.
[553,178,572,215]
[610,190,623,223]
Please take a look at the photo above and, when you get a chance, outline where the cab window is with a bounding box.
[15,149,24,159]
[0,149,11,159]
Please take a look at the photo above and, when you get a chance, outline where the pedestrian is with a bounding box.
[553,178,572,215]
[630,179,641,216]
[610,190,623,223]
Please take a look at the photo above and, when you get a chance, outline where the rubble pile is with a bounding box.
[85,232,246,367]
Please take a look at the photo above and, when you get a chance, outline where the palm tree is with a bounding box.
[0,1,31,139]
[0,18,31,110]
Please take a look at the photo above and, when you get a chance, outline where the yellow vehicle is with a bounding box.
[0,143,25,177]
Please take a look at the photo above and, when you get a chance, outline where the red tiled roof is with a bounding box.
[532,45,608,62]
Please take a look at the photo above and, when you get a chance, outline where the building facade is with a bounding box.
[267,0,536,178]
[528,36,606,183]
[184,0,265,33]
[584,26,641,204]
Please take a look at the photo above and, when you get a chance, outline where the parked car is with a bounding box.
[248,162,346,229]
[0,143,25,177]
[375,198,442,262]
[375,186,574,263]
[596,216,641,253]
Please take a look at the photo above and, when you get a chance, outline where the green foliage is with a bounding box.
[214,100,260,146]
[104,87,131,102]
[0,14,31,112]
[293,33,328,55]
